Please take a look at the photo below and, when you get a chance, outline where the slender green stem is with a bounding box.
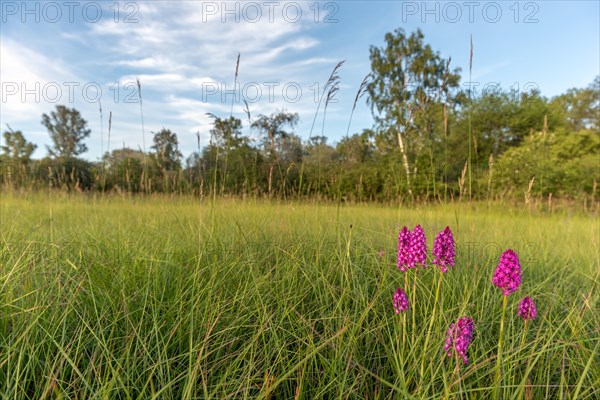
[456,354,464,399]
[396,317,407,390]
[520,320,529,350]
[402,312,407,357]
[421,272,442,379]
[411,270,417,333]
[403,273,408,346]
[513,319,530,399]
[446,355,461,399]
[494,295,508,399]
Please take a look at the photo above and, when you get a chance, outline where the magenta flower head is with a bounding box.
[433,226,455,273]
[393,288,409,313]
[397,227,412,272]
[492,249,522,296]
[517,297,537,320]
[410,224,428,268]
[444,317,475,364]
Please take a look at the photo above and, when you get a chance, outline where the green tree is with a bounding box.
[102,148,147,192]
[204,116,260,195]
[337,130,375,164]
[2,127,37,163]
[493,128,599,198]
[151,128,182,172]
[209,116,243,147]
[303,136,337,196]
[443,88,563,196]
[149,128,183,192]
[251,110,299,195]
[41,105,91,158]
[550,76,599,131]
[1,126,38,186]
[251,110,299,157]
[367,28,461,193]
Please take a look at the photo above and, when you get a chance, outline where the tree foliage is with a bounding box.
[1,31,597,204]
[41,105,91,158]
[151,128,182,172]
[2,127,37,163]
[367,28,461,147]
[550,76,599,132]
[493,128,599,197]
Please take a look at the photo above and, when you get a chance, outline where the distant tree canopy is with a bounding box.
[151,128,182,172]
[208,115,246,149]
[1,126,38,186]
[2,127,37,163]
[550,76,599,132]
[367,28,462,192]
[42,105,91,159]
[251,110,299,155]
[251,110,300,195]
[1,29,597,205]
[493,128,599,197]
[102,148,147,192]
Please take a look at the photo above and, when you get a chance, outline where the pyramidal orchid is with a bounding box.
[492,249,522,296]
[518,297,537,320]
[397,225,428,270]
[444,317,475,364]
[410,224,428,268]
[393,288,409,313]
[493,249,522,392]
[433,226,455,273]
[397,227,412,272]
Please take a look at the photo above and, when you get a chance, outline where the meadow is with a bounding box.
[1,193,598,399]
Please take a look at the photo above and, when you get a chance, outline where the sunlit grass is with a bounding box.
[1,192,598,398]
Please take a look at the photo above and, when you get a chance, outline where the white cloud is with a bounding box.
[115,73,219,93]
[1,1,358,158]
[88,1,320,80]
[77,2,333,153]
[0,39,81,123]
[115,56,179,70]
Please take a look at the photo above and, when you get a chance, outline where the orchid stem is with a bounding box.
[421,271,442,379]
[494,295,508,399]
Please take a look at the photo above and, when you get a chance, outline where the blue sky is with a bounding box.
[1,0,598,161]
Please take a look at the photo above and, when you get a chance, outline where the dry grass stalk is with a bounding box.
[136,77,148,192]
[459,160,468,198]
[345,73,371,137]
[107,111,112,154]
[487,153,494,198]
[525,176,535,204]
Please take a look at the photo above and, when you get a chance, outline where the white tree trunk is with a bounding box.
[397,129,412,195]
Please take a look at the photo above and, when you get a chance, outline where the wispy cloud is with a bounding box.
[71,2,338,153]
[0,39,81,122]
[470,60,511,81]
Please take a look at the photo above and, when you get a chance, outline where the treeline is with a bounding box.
[1,29,598,203]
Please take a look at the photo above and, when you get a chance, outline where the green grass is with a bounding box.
[1,192,598,399]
